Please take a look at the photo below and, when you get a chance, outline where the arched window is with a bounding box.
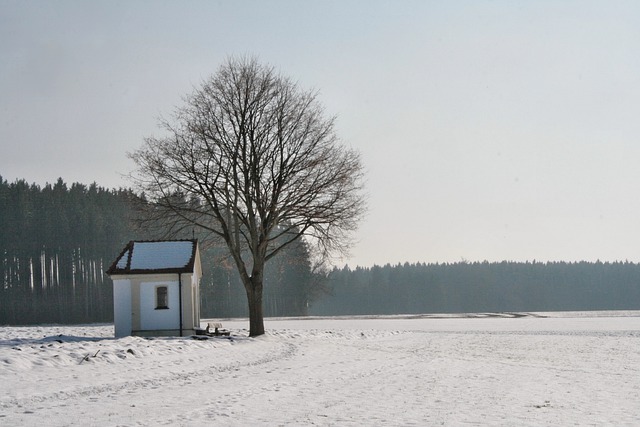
[156,286,169,309]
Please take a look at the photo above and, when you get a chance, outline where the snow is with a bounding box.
[113,241,196,271]
[128,241,195,270]
[2,312,640,426]
[115,253,128,269]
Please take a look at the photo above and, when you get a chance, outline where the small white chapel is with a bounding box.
[106,240,202,337]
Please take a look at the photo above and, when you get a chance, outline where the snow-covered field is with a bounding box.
[2,312,640,426]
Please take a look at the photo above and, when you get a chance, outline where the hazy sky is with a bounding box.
[2,1,640,267]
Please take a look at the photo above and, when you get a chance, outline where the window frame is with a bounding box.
[155,285,169,310]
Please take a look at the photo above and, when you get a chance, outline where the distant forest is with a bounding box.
[2,176,640,325]
[312,261,640,316]
[0,176,323,325]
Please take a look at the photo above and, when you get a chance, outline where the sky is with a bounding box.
[2,1,640,267]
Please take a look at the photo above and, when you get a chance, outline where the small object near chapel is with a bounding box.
[106,240,202,338]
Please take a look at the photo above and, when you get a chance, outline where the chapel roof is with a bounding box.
[106,239,198,275]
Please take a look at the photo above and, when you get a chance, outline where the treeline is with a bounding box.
[4,175,640,325]
[311,261,640,315]
[0,176,323,325]
[0,177,138,324]
[199,232,325,318]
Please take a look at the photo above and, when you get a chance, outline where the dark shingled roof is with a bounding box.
[106,239,198,275]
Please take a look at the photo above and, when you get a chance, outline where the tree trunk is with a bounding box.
[245,277,265,337]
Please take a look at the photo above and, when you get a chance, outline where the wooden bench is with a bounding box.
[206,322,230,336]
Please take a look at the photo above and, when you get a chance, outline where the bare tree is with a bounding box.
[129,57,366,336]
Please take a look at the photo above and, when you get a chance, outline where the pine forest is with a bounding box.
[2,176,640,325]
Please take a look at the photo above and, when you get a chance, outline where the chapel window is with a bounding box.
[156,286,169,309]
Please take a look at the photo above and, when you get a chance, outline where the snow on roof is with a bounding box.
[107,240,198,275]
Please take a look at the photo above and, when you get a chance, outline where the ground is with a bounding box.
[2,312,640,426]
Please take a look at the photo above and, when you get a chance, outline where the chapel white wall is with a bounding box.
[140,280,180,331]
[113,279,132,338]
